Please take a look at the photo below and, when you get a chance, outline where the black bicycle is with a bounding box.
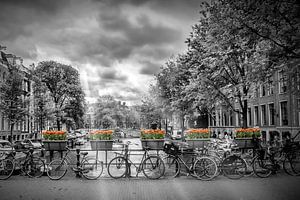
[252,132,300,178]
[0,148,45,180]
[107,141,165,179]
[47,147,103,180]
[162,141,218,181]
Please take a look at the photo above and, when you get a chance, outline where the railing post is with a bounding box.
[76,148,81,177]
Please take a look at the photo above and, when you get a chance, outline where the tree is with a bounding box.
[0,65,28,142]
[155,56,195,132]
[33,61,85,130]
[184,1,285,128]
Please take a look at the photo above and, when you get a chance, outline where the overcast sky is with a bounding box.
[0,0,202,105]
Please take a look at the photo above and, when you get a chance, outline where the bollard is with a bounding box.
[75,148,81,177]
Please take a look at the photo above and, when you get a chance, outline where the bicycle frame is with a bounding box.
[124,149,155,176]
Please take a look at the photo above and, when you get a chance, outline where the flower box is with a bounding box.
[43,140,68,151]
[141,139,165,150]
[185,138,211,149]
[42,130,67,151]
[234,138,254,149]
[140,129,165,150]
[90,140,113,150]
[89,130,113,150]
[234,128,261,149]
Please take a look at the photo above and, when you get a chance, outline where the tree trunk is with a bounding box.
[57,118,61,131]
[241,99,248,129]
[181,114,185,139]
[10,122,14,143]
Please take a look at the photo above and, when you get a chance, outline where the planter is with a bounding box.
[43,140,67,151]
[141,139,165,150]
[234,138,254,149]
[90,140,113,150]
[185,138,211,149]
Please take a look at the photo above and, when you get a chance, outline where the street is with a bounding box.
[1,172,299,200]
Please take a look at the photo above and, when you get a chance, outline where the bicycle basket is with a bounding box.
[257,149,267,159]
[163,142,179,156]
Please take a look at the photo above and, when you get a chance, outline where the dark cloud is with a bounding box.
[99,69,128,81]
[139,60,161,75]
[0,0,202,103]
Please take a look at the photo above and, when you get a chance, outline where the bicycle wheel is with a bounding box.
[287,150,300,176]
[209,155,222,177]
[142,155,165,179]
[222,155,246,179]
[0,159,15,180]
[82,158,103,180]
[162,155,180,178]
[242,155,254,177]
[252,156,272,178]
[107,156,127,179]
[193,157,218,181]
[47,159,68,180]
[283,155,296,176]
[24,157,45,178]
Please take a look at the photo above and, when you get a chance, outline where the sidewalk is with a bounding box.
[1,172,300,200]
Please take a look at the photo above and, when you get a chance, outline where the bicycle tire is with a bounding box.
[47,159,68,180]
[222,155,246,179]
[0,159,15,180]
[142,155,165,179]
[242,155,254,177]
[162,155,180,178]
[283,155,296,176]
[193,156,218,181]
[208,155,222,177]
[107,156,127,179]
[82,158,103,180]
[24,157,45,178]
[252,156,272,178]
[287,150,300,176]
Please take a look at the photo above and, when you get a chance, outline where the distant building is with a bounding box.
[209,69,300,142]
[0,49,34,141]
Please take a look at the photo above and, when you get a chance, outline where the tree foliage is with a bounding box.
[32,61,85,130]
[0,65,28,141]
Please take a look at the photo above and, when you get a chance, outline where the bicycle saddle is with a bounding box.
[80,152,88,156]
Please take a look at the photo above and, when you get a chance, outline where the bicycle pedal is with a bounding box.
[72,167,81,172]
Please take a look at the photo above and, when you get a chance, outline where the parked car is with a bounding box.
[74,132,86,145]
[0,139,14,158]
[13,139,43,151]
[22,138,43,149]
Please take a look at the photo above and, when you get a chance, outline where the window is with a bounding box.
[229,110,233,126]
[1,114,4,130]
[297,99,300,109]
[279,71,288,93]
[280,101,288,126]
[267,77,274,95]
[254,106,259,126]
[268,103,275,125]
[236,111,240,127]
[247,108,252,126]
[255,86,259,98]
[292,69,300,92]
[260,85,266,97]
[223,113,227,126]
[261,105,267,125]
[211,112,216,126]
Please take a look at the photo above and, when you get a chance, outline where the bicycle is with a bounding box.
[252,135,300,178]
[107,141,165,179]
[47,147,103,180]
[162,141,218,181]
[204,141,247,179]
[0,148,45,180]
